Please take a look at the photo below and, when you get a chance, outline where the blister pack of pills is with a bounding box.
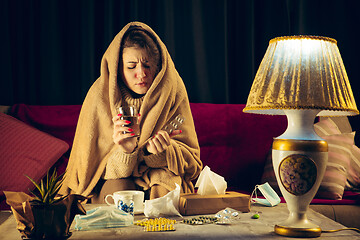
[134,217,176,232]
[214,208,240,225]
[162,114,185,134]
[182,216,219,225]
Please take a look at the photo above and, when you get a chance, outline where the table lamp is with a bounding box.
[243,36,359,237]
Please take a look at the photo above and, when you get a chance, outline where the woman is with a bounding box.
[60,22,202,202]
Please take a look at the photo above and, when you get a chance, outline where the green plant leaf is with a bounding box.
[40,178,45,199]
[25,175,43,197]
[43,190,50,204]
[52,195,67,204]
[50,169,57,184]
[46,169,50,191]
[25,168,65,204]
[50,181,63,200]
[28,188,42,202]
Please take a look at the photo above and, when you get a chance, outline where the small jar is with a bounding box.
[117,194,134,216]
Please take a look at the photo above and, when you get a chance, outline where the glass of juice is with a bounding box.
[118,105,140,137]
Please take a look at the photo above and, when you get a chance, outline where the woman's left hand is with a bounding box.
[146,130,182,155]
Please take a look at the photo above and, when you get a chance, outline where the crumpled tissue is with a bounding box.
[74,205,133,230]
[144,183,182,218]
[195,166,227,195]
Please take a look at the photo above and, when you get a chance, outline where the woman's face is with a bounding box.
[121,47,158,95]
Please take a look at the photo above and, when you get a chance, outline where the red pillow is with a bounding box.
[0,113,69,206]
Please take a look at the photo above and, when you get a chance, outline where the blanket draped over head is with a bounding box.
[60,22,202,198]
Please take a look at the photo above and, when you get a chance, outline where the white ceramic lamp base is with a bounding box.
[272,110,328,238]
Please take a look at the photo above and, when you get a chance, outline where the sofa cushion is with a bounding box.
[0,112,69,209]
[190,103,287,193]
[261,118,355,200]
[10,104,81,147]
[346,144,360,190]
[315,132,354,199]
[9,104,82,176]
[314,118,355,199]
[261,150,280,193]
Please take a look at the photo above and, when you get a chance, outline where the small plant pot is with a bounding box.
[29,202,72,240]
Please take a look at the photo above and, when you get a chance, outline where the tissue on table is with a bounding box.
[195,166,227,195]
[144,183,182,218]
[179,191,251,215]
[74,205,133,230]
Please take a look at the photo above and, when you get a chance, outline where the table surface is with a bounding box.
[1,203,359,240]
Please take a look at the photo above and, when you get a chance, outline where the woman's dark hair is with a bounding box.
[120,27,161,72]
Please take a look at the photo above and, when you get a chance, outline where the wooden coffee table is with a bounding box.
[1,203,359,239]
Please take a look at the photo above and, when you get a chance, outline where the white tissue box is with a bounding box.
[179,191,251,216]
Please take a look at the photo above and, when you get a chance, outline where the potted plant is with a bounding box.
[24,169,85,239]
[4,169,86,239]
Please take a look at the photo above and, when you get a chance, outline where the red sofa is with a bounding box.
[1,103,359,228]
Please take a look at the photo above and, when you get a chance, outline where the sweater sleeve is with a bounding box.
[142,149,168,168]
[103,147,139,179]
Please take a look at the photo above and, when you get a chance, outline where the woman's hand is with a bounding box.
[146,130,182,155]
[112,114,139,153]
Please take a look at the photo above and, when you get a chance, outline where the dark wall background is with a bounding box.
[1,0,360,139]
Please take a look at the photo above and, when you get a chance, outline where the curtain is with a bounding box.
[1,0,359,106]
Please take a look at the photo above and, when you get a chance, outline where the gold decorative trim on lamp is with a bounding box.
[244,35,358,238]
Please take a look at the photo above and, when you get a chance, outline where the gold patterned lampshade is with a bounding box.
[244,35,358,116]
